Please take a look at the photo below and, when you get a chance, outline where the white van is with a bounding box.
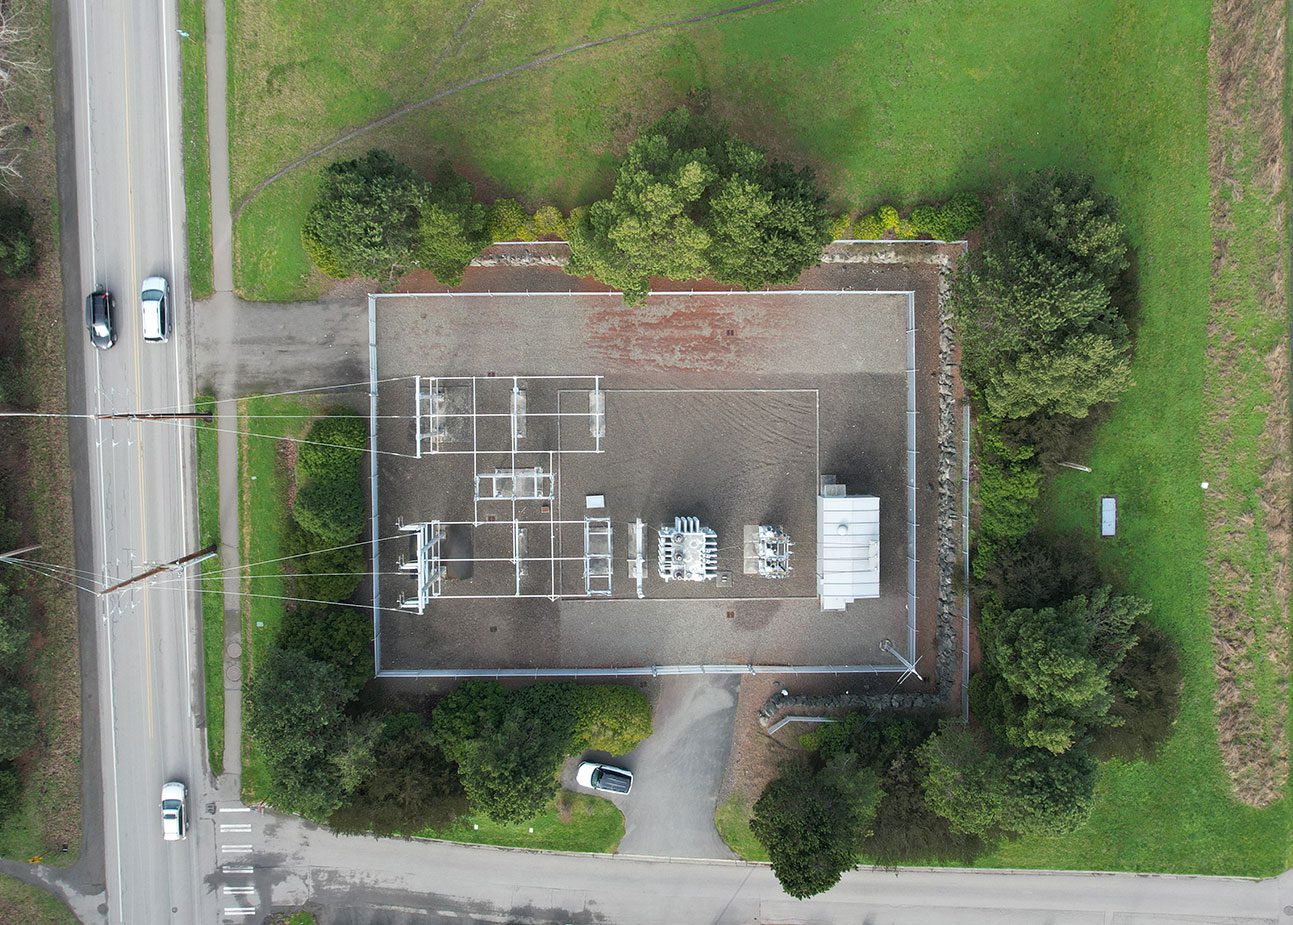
[140,276,171,343]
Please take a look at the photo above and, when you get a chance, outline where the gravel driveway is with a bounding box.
[566,675,739,860]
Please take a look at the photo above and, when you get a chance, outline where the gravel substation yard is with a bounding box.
[369,263,945,676]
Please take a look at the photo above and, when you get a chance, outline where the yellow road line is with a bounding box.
[120,3,156,741]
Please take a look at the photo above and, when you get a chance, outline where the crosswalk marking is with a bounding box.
[220,844,253,853]
[220,823,253,833]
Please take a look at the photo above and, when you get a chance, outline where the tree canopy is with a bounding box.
[567,107,831,302]
[302,150,488,286]
[750,752,881,899]
[245,646,366,819]
[302,150,427,282]
[953,171,1133,423]
[918,726,1096,838]
[977,587,1147,754]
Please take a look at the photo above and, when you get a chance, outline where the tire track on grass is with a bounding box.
[232,0,792,220]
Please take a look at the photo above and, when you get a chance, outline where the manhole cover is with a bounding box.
[226,642,242,659]
[224,665,242,683]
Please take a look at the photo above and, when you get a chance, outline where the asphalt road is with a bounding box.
[257,814,1293,925]
[64,0,211,921]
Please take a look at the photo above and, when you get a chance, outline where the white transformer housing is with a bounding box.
[657,516,718,582]
[817,477,880,610]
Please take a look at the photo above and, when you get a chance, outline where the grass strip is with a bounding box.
[194,395,224,775]
[179,0,214,298]
[238,395,316,802]
[714,793,768,862]
[415,791,623,854]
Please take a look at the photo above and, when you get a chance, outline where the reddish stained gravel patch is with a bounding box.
[585,296,772,371]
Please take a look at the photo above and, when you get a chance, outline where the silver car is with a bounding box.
[140,276,171,343]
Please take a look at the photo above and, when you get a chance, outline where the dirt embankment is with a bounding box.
[1203,0,1290,807]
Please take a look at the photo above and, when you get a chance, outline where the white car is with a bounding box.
[140,276,171,343]
[160,781,188,841]
[576,761,633,795]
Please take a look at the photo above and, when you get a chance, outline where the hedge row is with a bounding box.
[486,199,569,242]
[481,192,983,246]
[846,192,984,242]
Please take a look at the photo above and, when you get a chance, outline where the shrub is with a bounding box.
[935,191,984,239]
[908,205,939,238]
[297,416,366,483]
[995,170,1128,288]
[0,582,29,674]
[826,213,852,240]
[0,761,19,821]
[278,606,373,694]
[0,202,36,278]
[1000,747,1098,836]
[877,205,900,232]
[532,204,567,239]
[292,473,365,545]
[431,679,509,763]
[292,539,366,605]
[417,163,490,286]
[301,150,427,282]
[0,355,25,409]
[989,532,1102,611]
[0,686,36,761]
[852,211,885,239]
[486,198,535,242]
[975,454,1040,554]
[572,685,652,754]
[750,752,881,899]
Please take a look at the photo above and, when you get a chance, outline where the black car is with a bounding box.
[85,290,116,350]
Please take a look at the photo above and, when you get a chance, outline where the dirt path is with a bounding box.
[1203,0,1290,807]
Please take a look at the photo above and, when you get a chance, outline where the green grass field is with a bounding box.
[237,395,317,802]
[195,397,224,775]
[225,0,1290,874]
[0,875,76,925]
[415,791,624,853]
[179,0,214,298]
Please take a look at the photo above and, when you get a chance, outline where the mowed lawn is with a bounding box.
[224,0,1290,874]
[415,791,624,853]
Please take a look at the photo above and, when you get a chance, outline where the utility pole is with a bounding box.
[101,544,218,595]
[0,544,40,563]
[94,411,214,422]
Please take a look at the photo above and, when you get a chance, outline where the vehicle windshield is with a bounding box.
[93,322,109,336]
[142,289,164,302]
[162,801,180,812]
